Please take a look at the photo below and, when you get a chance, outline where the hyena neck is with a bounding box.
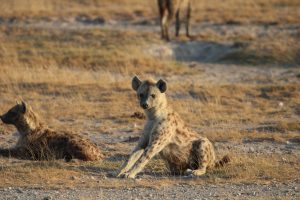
[16,113,44,136]
[16,122,43,136]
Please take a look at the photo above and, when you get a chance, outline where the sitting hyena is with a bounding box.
[158,0,191,41]
[0,101,103,161]
[118,76,229,178]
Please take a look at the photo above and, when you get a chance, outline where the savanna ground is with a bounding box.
[0,0,299,199]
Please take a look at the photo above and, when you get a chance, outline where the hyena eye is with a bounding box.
[151,94,156,98]
[139,93,144,98]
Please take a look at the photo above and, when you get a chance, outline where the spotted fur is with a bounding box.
[118,76,229,178]
[0,101,103,161]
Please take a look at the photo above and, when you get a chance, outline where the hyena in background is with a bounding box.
[0,101,103,161]
[118,76,230,178]
[158,0,191,41]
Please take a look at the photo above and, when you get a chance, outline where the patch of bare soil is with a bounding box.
[147,41,241,63]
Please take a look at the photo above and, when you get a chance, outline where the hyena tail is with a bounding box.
[214,155,230,168]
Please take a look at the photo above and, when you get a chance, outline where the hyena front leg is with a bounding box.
[124,143,167,178]
[164,0,175,41]
[158,0,167,39]
[185,1,191,37]
[117,149,144,177]
[175,10,180,37]
[118,133,149,177]
[123,130,171,179]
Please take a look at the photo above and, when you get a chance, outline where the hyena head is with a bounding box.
[0,101,41,135]
[131,76,168,110]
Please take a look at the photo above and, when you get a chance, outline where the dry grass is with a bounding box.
[0,153,299,188]
[0,0,299,191]
[0,26,188,73]
[1,2,300,66]
[0,64,298,142]
[0,62,298,188]
[190,23,300,66]
[221,37,300,66]
[0,0,155,21]
[192,0,300,24]
[0,0,300,25]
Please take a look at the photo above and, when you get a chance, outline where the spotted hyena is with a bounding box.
[118,76,229,178]
[158,0,191,41]
[0,101,103,161]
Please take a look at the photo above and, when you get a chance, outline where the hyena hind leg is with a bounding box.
[188,139,215,176]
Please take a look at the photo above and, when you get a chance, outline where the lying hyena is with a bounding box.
[118,76,229,178]
[158,0,191,41]
[0,101,103,161]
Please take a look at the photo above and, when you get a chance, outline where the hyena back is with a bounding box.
[117,76,229,178]
[158,0,191,41]
[0,101,103,161]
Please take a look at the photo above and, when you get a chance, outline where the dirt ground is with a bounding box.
[0,1,300,199]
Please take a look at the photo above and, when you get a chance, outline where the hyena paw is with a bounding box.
[185,169,206,177]
[185,169,196,177]
[117,171,125,178]
[117,168,131,178]
[122,172,136,179]
[117,170,136,179]
[191,169,206,177]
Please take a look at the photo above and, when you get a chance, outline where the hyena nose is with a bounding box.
[141,103,149,109]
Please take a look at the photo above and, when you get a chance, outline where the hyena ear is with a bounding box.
[132,76,142,91]
[20,101,27,113]
[156,79,167,93]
